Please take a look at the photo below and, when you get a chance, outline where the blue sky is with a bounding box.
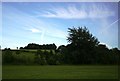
[2,2,119,49]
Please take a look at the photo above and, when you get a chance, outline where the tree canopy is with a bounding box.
[63,27,100,64]
[20,43,57,50]
[67,27,99,49]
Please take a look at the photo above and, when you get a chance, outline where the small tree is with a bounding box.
[34,50,47,65]
[16,51,20,55]
[3,48,14,64]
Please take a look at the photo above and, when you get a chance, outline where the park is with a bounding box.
[2,27,119,79]
[2,2,119,80]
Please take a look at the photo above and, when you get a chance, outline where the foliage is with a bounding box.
[64,27,100,64]
[2,48,14,64]
[34,50,60,65]
[67,27,99,47]
[21,43,57,50]
[15,50,20,55]
[2,27,120,65]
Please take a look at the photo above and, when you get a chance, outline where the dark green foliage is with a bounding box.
[59,27,119,65]
[34,54,41,64]
[94,44,119,64]
[67,27,99,48]
[23,43,57,50]
[2,47,120,65]
[47,50,56,65]
[64,27,100,64]
[2,48,14,64]
[19,47,24,49]
[34,50,47,65]
[34,50,57,65]
[15,50,20,55]
[2,27,120,65]
[2,49,35,65]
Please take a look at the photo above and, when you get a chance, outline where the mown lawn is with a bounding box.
[2,65,118,79]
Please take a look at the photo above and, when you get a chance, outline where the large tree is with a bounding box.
[65,27,100,64]
[67,27,99,49]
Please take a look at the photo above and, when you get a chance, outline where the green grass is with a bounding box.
[0,65,1,79]
[2,65,118,79]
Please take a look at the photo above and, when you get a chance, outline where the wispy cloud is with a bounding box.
[99,18,119,35]
[40,6,87,19]
[3,5,66,38]
[28,28,41,33]
[97,18,118,49]
[3,5,67,47]
[39,4,114,19]
[88,4,114,18]
[3,3,117,49]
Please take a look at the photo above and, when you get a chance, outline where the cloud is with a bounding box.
[39,4,114,19]
[41,6,87,19]
[3,5,67,47]
[29,28,40,33]
[99,42,112,49]
[99,18,119,35]
[97,18,118,49]
[1,0,120,2]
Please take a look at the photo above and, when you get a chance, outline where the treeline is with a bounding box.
[60,27,120,65]
[2,45,120,65]
[20,43,57,50]
[2,27,120,65]
[58,44,120,65]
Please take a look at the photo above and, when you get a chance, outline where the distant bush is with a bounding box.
[15,50,20,55]
[34,50,58,65]
[2,49,14,64]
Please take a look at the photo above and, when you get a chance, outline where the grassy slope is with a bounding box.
[3,49,56,65]
[3,49,54,62]
[2,65,118,79]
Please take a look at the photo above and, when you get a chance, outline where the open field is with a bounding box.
[2,65,118,79]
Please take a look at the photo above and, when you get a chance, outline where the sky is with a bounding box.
[1,2,119,49]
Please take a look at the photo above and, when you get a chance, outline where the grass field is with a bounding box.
[2,65,118,79]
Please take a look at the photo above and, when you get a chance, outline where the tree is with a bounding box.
[110,48,120,64]
[2,48,14,64]
[67,27,99,49]
[34,50,47,65]
[57,45,66,53]
[47,50,56,65]
[95,44,110,64]
[20,47,23,49]
[16,50,20,55]
[23,43,57,50]
[52,43,57,50]
[66,27,100,64]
